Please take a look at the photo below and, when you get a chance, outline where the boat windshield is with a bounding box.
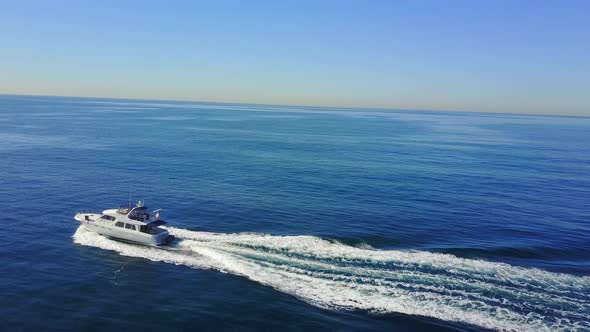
[128,206,149,221]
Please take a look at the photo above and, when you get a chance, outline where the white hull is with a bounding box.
[75,213,174,246]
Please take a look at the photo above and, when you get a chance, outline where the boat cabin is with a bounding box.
[99,201,167,235]
[98,216,167,235]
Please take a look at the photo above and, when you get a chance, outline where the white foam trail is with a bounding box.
[73,226,590,331]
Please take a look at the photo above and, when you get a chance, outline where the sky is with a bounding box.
[0,0,589,115]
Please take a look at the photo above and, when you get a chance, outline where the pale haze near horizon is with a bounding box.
[1,1,589,115]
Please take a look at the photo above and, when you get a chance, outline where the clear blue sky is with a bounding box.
[1,0,588,114]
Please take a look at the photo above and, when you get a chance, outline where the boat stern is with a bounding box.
[162,234,176,245]
[154,232,176,246]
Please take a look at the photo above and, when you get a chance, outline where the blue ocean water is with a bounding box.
[1,94,589,331]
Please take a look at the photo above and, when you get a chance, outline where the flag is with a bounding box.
[155,212,160,220]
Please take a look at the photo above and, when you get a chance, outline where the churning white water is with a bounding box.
[73,226,590,332]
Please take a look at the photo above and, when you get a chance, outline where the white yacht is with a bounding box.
[74,201,176,246]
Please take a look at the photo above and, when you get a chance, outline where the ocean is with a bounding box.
[1,94,589,331]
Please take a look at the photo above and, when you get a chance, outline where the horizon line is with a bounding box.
[1,92,588,119]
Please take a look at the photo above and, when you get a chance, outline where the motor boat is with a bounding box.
[74,201,176,246]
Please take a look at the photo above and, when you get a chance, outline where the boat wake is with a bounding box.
[73,226,590,331]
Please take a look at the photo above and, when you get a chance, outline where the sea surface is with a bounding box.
[1,94,589,331]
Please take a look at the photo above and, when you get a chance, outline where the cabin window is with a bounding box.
[125,224,136,231]
[115,222,124,227]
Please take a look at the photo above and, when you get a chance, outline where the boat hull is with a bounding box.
[75,213,174,246]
